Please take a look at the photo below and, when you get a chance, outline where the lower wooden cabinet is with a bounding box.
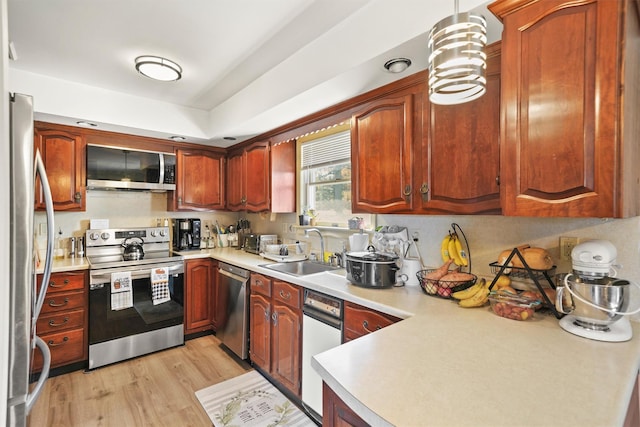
[624,373,640,427]
[322,382,370,427]
[33,271,88,371]
[184,258,216,334]
[343,301,401,342]
[249,273,302,397]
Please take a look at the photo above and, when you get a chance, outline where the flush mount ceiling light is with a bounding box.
[76,120,97,127]
[135,55,182,81]
[427,0,487,105]
[169,135,186,141]
[384,58,412,73]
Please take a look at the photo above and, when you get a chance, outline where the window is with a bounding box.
[297,124,373,229]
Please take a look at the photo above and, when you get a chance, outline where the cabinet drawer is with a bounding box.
[37,309,85,334]
[344,302,401,342]
[40,291,85,315]
[273,281,301,309]
[251,273,272,297]
[38,271,86,294]
[32,328,85,371]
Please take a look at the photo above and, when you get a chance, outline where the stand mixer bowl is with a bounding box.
[557,276,631,329]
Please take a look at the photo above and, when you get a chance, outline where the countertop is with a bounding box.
[54,248,640,426]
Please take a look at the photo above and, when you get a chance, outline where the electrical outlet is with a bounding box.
[282,223,294,234]
[559,236,579,260]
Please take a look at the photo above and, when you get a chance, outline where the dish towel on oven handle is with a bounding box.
[111,271,133,310]
[151,267,171,305]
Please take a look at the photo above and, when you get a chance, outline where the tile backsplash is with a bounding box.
[38,191,640,319]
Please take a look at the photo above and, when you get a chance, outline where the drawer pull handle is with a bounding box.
[48,317,69,327]
[49,279,70,288]
[362,320,382,334]
[279,290,291,300]
[48,298,69,308]
[48,336,69,347]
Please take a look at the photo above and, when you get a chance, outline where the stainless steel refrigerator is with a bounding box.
[7,93,55,426]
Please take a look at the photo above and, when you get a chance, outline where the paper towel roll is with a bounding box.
[349,233,369,252]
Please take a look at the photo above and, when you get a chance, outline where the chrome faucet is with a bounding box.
[304,228,325,263]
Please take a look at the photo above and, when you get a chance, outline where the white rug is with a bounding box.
[196,371,316,427]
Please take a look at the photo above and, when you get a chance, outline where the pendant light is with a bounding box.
[427,0,487,105]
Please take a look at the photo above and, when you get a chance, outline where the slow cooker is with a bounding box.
[345,245,399,288]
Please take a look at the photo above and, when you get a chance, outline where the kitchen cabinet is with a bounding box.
[322,382,370,427]
[351,93,416,213]
[624,373,640,427]
[343,301,401,342]
[169,148,225,211]
[32,271,88,371]
[226,141,271,212]
[350,43,501,215]
[34,126,86,211]
[421,42,502,214]
[184,258,215,334]
[489,0,640,217]
[249,273,302,397]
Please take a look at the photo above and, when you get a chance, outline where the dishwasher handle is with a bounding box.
[218,268,248,283]
[303,306,342,330]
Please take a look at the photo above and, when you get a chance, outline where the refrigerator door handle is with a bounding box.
[25,336,51,413]
[32,149,54,323]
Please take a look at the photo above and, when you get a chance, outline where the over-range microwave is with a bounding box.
[86,144,176,191]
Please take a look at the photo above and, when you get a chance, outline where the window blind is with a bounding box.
[300,130,350,168]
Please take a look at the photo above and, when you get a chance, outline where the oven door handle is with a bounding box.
[90,264,183,287]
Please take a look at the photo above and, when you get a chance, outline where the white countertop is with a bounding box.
[201,248,640,427]
[58,247,640,426]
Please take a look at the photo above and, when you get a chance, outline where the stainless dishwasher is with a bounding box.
[217,262,250,359]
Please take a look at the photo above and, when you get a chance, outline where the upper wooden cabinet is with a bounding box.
[227,141,270,212]
[351,43,501,215]
[351,93,416,213]
[421,43,502,215]
[226,140,295,213]
[169,148,226,211]
[35,127,86,211]
[489,0,640,217]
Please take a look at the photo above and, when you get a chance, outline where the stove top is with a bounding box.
[88,251,183,270]
[86,226,183,270]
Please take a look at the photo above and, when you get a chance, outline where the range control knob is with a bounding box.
[100,232,110,240]
[89,232,100,240]
[159,229,168,237]
[150,230,158,237]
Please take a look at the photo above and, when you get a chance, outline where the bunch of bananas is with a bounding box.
[440,232,468,267]
[452,278,490,308]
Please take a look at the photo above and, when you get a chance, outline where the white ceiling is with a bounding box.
[8,0,501,147]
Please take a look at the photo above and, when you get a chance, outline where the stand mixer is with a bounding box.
[556,240,639,342]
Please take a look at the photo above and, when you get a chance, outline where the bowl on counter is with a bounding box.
[416,270,476,299]
[488,291,541,321]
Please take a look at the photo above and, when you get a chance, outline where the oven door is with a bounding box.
[89,262,184,345]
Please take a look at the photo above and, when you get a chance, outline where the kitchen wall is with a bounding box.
[41,193,640,320]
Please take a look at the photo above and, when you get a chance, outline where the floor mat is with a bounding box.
[195,370,315,427]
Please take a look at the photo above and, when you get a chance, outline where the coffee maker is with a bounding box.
[173,218,201,251]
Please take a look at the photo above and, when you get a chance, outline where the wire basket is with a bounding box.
[416,269,477,299]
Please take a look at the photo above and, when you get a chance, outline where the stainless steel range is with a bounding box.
[86,226,185,369]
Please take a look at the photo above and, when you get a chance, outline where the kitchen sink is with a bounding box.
[261,260,341,277]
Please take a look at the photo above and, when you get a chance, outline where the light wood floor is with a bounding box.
[28,335,252,427]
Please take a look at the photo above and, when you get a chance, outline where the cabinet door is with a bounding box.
[35,129,85,211]
[423,43,501,215]
[270,140,296,213]
[244,141,271,212]
[322,382,370,427]
[494,0,620,217]
[343,301,401,342]
[185,259,214,334]
[173,149,225,211]
[271,303,301,397]
[226,149,245,211]
[351,94,414,213]
[211,263,224,331]
[249,293,271,371]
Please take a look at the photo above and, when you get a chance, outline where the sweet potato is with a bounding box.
[425,259,454,281]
